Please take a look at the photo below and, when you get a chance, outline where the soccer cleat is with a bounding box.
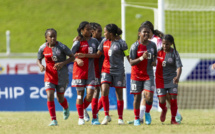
[84,109,90,122]
[63,103,70,120]
[101,116,111,125]
[145,112,151,125]
[78,118,85,125]
[140,118,144,124]
[175,114,183,123]
[171,120,180,125]
[160,107,167,122]
[134,119,141,126]
[91,118,101,125]
[118,119,125,125]
[49,120,58,126]
[127,119,143,124]
[127,120,134,124]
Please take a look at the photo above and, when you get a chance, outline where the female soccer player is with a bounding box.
[76,23,129,125]
[139,21,182,123]
[129,25,157,126]
[155,34,183,125]
[37,28,83,126]
[71,21,100,125]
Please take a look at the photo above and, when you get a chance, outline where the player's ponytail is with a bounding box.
[105,24,122,37]
[77,21,90,40]
[163,34,178,56]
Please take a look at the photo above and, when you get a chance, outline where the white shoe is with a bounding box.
[118,119,125,125]
[101,116,111,125]
[78,118,85,125]
[84,109,90,122]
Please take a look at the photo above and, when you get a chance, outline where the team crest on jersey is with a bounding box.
[150,48,154,53]
[173,88,177,93]
[91,43,96,48]
[56,49,61,56]
[117,81,122,86]
[168,58,173,63]
[60,87,64,92]
[113,45,119,50]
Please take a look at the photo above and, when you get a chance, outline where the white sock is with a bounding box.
[139,105,146,120]
[176,109,181,116]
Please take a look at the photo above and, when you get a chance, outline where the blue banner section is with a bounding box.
[0,74,118,111]
[187,59,215,80]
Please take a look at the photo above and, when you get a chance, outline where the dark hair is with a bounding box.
[162,34,178,56]
[45,28,57,42]
[90,22,101,31]
[77,21,90,39]
[105,24,122,36]
[141,21,164,38]
[137,25,150,40]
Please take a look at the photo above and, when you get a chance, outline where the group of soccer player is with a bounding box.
[37,20,183,126]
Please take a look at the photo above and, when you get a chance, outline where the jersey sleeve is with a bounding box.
[63,44,73,56]
[129,43,137,60]
[175,51,183,68]
[37,44,45,60]
[71,41,80,54]
[119,39,129,56]
[98,38,106,53]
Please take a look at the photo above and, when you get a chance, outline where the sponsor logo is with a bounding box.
[157,56,163,59]
[137,51,145,54]
[44,53,52,56]
[80,45,88,47]
[103,46,109,48]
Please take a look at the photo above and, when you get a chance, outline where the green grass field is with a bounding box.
[0,110,215,134]
[1,0,214,54]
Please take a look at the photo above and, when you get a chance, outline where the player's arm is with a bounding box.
[212,63,215,70]
[75,50,102,58]
[173,67,182,84]
[130,51,148,66]
[37,59,45,72]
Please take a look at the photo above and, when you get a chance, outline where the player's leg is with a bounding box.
[101,83,111,125]
[46,82,58,126]
[139,91,146,123]
[157,88,167,123]
[144,79,154,125]
[169,87,179,125]
[83,87,94,122]
[76,87,85,125]
[91,86,101,125]
[166,93,182,123]
[56,84,70,120]
[133,94,142,126]
[115,88,124,125]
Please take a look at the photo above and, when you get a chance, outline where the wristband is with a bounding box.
[139,56,144,61]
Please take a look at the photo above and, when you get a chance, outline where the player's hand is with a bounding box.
[151,61,156,66]
[75,53,85,58]
[142,51,148,59]
[39,65,45,72]
[75,58,84,66]
[173,77,179,84]
[212,63,215,70]
[53,62,64,70]
[73,36,81,42]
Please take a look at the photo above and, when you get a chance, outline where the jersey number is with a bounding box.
[132,84,137,91]
[88,47,93,54]
[108,50,112,56]
[162,61,166,67]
